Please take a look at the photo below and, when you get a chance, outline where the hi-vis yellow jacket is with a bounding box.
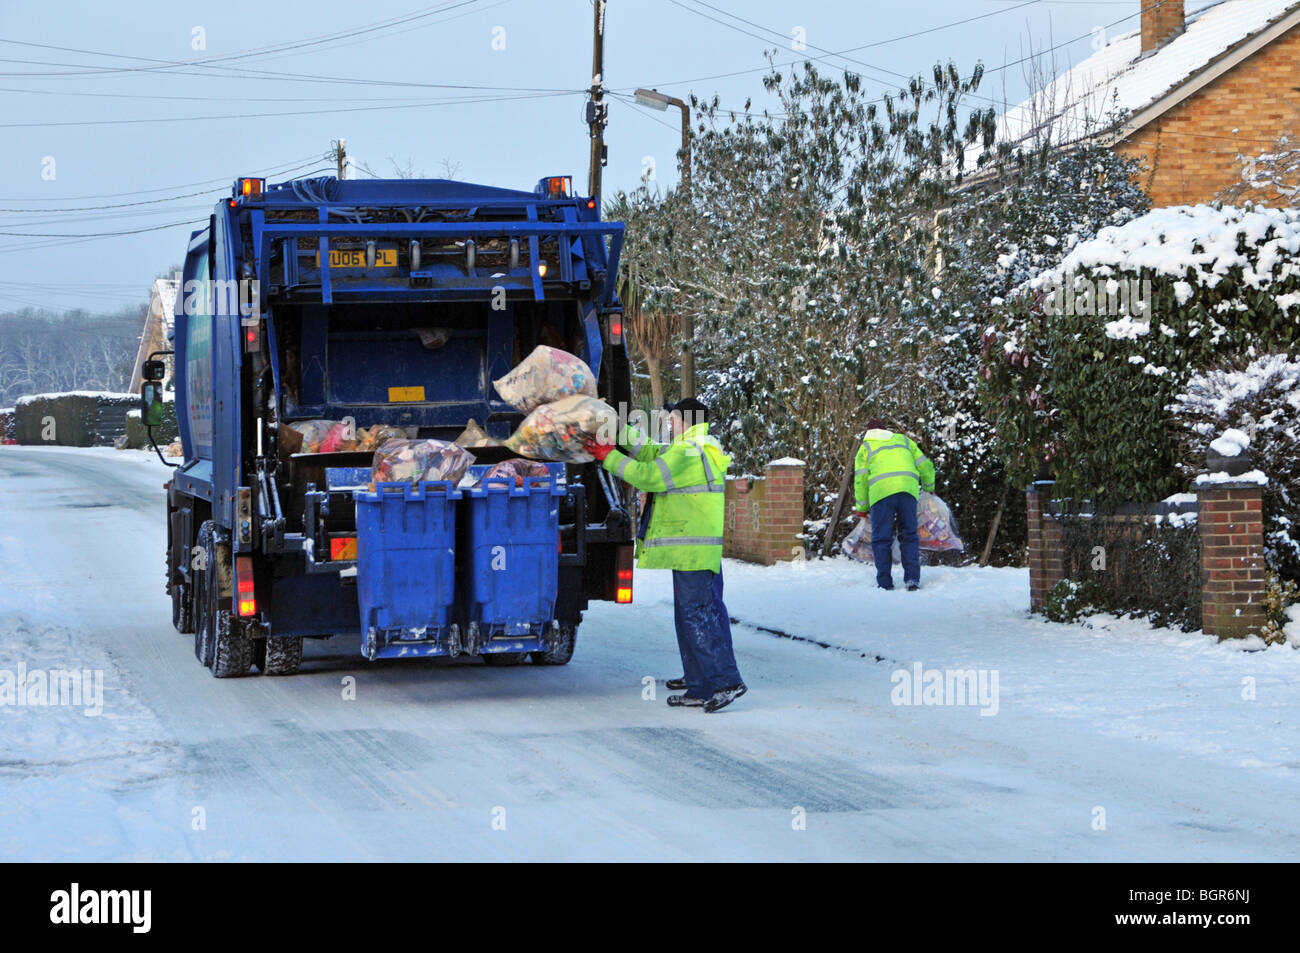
[602,422,731,572]
[854,428,935,511]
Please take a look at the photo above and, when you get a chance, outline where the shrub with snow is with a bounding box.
[980,204,1300,506]
[1171,354,1300,580]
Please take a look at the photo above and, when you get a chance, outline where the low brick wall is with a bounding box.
[724,459,805,565]
[1027,478,1268,639]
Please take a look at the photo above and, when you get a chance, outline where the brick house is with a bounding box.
[992,0,1300,207]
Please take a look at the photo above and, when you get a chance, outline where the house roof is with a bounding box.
[985,0,1300,153]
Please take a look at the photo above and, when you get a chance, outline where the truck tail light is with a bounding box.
[615,545,633,604]
[242,319,260,353]
[609,317,623,344]
[330,536,357,560]
[235,556,257,617]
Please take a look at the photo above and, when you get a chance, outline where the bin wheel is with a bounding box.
[531,622,577,666]
[261,636,303,676]
[483,652,527,666]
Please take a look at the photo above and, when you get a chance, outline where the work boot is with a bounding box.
[666,677,687,690]
[906,583,919,592]
[667,693,706,708]
[703,683,748,713]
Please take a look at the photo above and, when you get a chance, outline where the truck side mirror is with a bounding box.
[141,381,165,428]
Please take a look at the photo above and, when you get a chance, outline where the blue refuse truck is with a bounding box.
[141,173,636,676]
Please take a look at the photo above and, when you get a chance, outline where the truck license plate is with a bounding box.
[316,247,398,269]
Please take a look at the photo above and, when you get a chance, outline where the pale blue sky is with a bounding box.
[0,0,1218,312]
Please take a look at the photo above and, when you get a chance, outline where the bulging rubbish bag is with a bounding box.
[493,345,597,413]
[841,518,902,564]
[369,438,475,490]
[503,394,618,462]
[286,419,336,453]
[475,458,554,488]
[917,491,964,552]
[319,417,358,453]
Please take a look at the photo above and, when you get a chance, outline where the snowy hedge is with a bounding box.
[1171,354,1300,579]
[979,204,1300,507]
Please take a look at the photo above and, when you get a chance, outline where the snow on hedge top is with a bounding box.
[1210,428,1250,456]
[992,0,1300,149]
[1027,204,1300,291]
[15,391,136,406]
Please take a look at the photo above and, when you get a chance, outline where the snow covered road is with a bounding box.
[1,446,1297,861]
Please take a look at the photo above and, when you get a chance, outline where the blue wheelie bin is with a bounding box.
[460,463,566,656]
[354,480,462,659]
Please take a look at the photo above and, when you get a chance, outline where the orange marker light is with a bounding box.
[537,262,548,278]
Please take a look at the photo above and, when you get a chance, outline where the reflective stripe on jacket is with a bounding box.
[603,421,731,571]
[853,428,935,510]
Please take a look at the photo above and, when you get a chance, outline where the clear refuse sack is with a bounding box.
[492,345,597,413]
[503,393,618,462]
[841,491,964,563]
[368,438,476,490]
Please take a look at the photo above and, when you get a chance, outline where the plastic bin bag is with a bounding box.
[454,418,504,449]
[917,491,964,552]
[475,458,554,488]
[503,394,618,462]
[287,419,343,454]
[841,517,902,564]
[369,438,476,490]
[493,345,597,413]
[319,417,358,453]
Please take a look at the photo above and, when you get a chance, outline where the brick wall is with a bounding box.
[1026,480,1268,639]
[724,459,805,565]
[1198,481,1267,639]
[1117,20,1300,207]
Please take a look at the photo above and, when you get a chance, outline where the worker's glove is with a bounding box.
[583,436,615,462]
[854,508,870,519]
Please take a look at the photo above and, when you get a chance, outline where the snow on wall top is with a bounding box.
[990,0,1300,151]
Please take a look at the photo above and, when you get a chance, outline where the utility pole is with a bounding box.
[586,0,608,204]
[334,138,347,179]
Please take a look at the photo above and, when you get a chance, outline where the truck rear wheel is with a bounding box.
[261,636,303,676]
[210,612,253,678]
[530,622,577,666]
[193,523,215,668]
[172,580,193,635]
[195,520,253,678]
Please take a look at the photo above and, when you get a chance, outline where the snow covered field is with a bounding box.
[1,446,1297,861]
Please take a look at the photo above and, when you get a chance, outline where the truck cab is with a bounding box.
[156,173,634,676]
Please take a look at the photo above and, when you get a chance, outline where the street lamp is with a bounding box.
[634,87,695,397]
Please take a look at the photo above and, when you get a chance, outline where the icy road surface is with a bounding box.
[1,446,1298,861]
